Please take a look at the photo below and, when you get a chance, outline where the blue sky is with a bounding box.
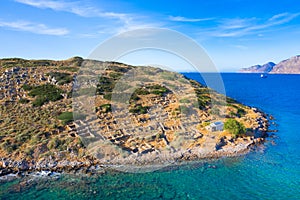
[1,0,300,71]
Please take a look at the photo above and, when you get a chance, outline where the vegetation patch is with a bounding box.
[147,84,170,96]
[58,112,86,125]
[28,84,63,106]
[98,104,112,113]
[58,112,74,124]
[224,119,246,137]
[103,93,112,100]
[32,96,48,107]
[135,88,150,95]
[109,72,123,80]
[97,77,115,94]
[129,104,149,114]
[19,98,30,104]
[47,72,73,85]
[197,95,211,109]
[22,84,33,91]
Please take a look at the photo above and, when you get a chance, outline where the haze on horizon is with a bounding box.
[0,0,300,72]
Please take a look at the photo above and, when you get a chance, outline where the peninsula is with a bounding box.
[0,57,269,176]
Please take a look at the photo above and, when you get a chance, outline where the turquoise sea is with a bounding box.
[1,73,299,199]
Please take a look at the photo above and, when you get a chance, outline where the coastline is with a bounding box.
[0,112,269,179]
[0,137,266,181]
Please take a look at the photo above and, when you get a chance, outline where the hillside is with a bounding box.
[270,55,300,74]
[0,57,269,174]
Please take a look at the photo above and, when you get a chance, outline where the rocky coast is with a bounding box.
[0,109,270,178]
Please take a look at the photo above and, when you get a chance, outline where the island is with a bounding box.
[0,57,269,176]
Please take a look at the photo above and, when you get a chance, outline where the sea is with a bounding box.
[0,73,299,200]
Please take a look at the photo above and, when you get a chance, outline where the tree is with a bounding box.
[224,119,246,137]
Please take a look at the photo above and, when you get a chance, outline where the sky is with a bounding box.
[1,0,300,72]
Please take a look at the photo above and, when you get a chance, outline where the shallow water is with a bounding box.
[1,73,299,199]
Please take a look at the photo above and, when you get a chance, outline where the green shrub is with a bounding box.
[109,72,123,79]
[237,108,246,117]
[147,84,169,96]
[19,98,30,104]
[98,104,112,113]
[22,84,33,91]
[224,119,246,137]
[47,72,73,85]
[229,111,236,118]
[227,97,237,103]
[129,105,149,114]
[32,96,47,107]
[58,112,74,124]
[130,93,140,102]
[195,88,210,95]
[28,84,63,106]
[135,88,150,95]
[103,93,112,100]
[29,84,63,100]
[197,95,211,109]
[97,77,115,94]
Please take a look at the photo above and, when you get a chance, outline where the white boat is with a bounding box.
[260,74,267,78]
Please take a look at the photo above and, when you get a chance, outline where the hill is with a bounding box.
[239,62,275,73]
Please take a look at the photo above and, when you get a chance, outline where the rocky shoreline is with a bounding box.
[0,141,268,182]
[0,137,265,182]
[0,136,269,180]
[0,109,272,180]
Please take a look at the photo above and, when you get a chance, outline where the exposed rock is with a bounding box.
[215,137,227,150]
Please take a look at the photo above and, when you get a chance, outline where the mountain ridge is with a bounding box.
[239,62,275,73]
[239,55,300,74]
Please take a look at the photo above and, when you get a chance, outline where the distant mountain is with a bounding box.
[270,55,300,74]
[239,62,275,73]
